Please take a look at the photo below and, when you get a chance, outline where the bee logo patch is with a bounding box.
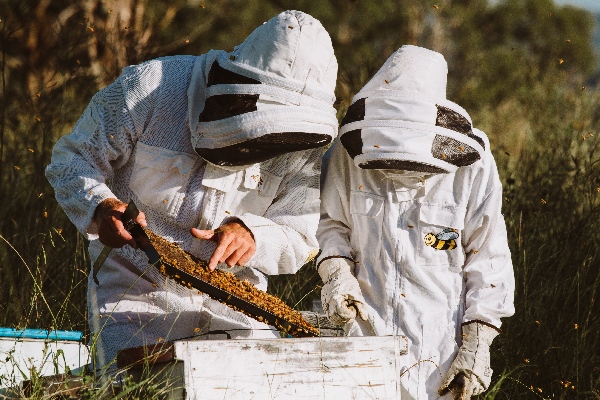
[424,228,459,250]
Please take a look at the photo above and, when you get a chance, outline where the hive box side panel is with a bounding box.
[0,339,89,387]
[175,336,408,400]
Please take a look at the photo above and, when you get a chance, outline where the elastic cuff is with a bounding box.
[316,255,356,270]
[461,319,502,334]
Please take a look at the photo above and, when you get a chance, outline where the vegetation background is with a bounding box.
[0,0,599,398]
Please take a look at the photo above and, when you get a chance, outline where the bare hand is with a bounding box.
[94,198,147,248]
[190,220,256,271]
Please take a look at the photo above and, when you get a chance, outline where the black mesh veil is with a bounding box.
[196,61,332,166]
[196,132,331,167]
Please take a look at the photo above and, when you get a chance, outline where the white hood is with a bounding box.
[338,45,485,174]
[190,10,338,166]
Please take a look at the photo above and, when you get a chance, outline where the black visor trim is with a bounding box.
[359,160,447,173]
[436,105,485,149]
[340,129,363,159]
[340,98,366,127]
[199,94,259,122]
[431,134,481,167]
[207,61,261,86]
[195,132,331,167]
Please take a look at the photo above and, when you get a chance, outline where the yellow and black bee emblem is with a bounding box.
[424,228,459,250]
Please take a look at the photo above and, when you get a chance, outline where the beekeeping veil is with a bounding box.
[338,45,485,174]
[190,10,338,167]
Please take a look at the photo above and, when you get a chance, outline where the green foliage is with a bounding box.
[480,81,600,398]
[0,0,599,397]
[268,259,322,312]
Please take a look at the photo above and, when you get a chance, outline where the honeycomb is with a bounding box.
[144,228,319,337]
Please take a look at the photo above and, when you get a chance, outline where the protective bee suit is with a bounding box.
[45,10,338,374]
[317,45,515,399]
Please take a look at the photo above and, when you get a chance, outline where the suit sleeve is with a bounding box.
[45,76,139,239]
[315,141,355,263]
[461,151,516,328]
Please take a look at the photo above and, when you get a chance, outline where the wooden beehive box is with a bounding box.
[117,335,409,400]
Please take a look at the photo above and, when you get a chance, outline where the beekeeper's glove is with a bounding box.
[439,322,500,399]
[318,257,368,326]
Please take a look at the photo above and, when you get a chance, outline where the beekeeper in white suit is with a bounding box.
[317,45,515,399]
[46,10,338,375]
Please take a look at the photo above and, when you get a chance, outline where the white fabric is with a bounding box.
[191,10,339,150]
[439,322,499,398]
[340,45,484,173]
[317,136,515,398]
[317,257,368,325]
[359,44,448,98]
[46,16,330,372]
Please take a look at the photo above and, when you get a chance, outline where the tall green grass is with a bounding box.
[2,63,599,400]
[1,1,599,398]
[475,80,600,399]
[2,54,599,400]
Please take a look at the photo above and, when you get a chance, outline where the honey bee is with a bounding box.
[424,228,458,250]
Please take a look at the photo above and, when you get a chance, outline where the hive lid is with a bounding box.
[0,328,83,341]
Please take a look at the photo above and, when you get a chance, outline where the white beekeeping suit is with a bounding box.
[45,10,338,375]
[317,45,514,399]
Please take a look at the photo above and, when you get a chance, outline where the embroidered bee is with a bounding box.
[424,228,459,250]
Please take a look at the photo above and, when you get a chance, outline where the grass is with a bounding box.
[473,80,600,399]
[1,86,599,400]
[1,2,599,398]
[1,77,599,400]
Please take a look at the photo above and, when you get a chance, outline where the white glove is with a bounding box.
[439,322,500,399]
[318,257,368,326]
